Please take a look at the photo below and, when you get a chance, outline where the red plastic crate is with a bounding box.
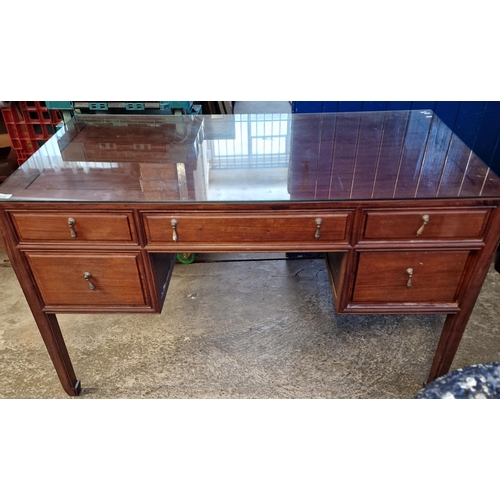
[1,102,61,165]
[19,101,61,140]
[1,104,31,165]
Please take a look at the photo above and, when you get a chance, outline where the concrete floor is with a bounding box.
[1,102,500,399]
[2,246,500,399]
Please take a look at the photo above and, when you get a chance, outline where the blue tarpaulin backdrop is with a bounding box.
[291,102,500,176]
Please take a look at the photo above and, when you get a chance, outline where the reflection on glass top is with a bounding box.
[2,110,500,203]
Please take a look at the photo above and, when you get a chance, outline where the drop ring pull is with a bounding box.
[416,215,430,236]
[406,268,413,288]
[315,218,322,239]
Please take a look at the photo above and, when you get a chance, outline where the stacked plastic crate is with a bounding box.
[1,102,61,165]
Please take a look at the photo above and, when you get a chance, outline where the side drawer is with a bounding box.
[24,251,152,311]
[352,250,471,304]
[10,211,137,244]
[361,209,490,241]
[142,212,351,248]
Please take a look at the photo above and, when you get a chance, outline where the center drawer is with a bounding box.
[24,251,152,311]
[142,212,352,249]
[10,211,137,244]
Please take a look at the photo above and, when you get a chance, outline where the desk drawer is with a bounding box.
[11,211,137,244]
[143,212,351,247]
[25,251,151,310]
[361,209,489,241]
[352,250,470,304]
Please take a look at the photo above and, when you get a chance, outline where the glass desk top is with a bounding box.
[2,110,500,203]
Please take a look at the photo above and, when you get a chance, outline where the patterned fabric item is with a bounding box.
[415,362,500,399]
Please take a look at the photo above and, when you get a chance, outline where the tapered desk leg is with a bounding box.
[427,312,473,383]
[34,313,81,396]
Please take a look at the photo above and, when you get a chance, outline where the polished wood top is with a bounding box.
[2,110,500,202]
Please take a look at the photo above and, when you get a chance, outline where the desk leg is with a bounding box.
[427,207,500,384]
[427,312,472,383]
[34,313,81,397]
[427,254,496,383]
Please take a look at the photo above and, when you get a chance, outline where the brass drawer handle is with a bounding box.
[68,218,77,238]
[315,218,322,239]
[406,268,413,287]
[171,219,178,242]
[83,272,96,291]
[416,214,430,236]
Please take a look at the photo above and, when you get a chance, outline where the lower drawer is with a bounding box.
[25,251,152,311]
[352,250,471,304]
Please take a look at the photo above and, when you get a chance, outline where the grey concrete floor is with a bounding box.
[2,245,500,399]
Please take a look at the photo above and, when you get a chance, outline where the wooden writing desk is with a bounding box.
[1,110,500,397]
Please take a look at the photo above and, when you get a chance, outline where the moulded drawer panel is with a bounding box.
[361,209,490,241]
[352,250,470,304]
[143,213,351,246]
[10,212,137,243]
[25,252,150,308]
